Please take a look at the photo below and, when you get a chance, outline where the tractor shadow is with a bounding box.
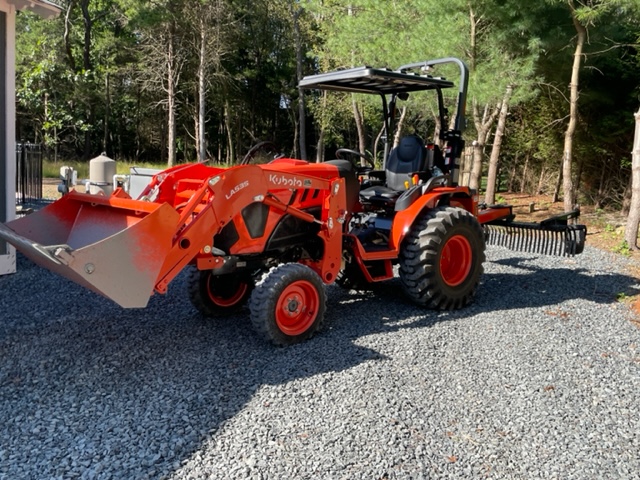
[476,253,640,311]
[324,250,640,337]
[0,250,638,478]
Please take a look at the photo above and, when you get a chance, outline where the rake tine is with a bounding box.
[483,221,586,257]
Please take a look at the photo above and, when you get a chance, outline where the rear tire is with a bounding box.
[188,268,254,317]
[249,263,326,346]
[399,206,485,310]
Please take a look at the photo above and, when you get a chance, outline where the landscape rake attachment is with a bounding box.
[483,209,586,257]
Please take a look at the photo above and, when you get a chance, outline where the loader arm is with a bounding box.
[154,165,347,294]
[0,163,346,308]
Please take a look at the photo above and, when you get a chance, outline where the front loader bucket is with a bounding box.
[0,192,180,308]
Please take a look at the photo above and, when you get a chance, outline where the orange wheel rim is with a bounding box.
[275,280,319,336]
[207,277,248,307]
[440,235,472,287]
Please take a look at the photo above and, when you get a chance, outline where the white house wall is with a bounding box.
[0,1,15,275]
[0,1,60,275]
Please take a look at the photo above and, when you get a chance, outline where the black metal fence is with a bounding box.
[16,142,43,205]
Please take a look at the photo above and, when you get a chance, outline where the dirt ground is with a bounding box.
[499,192,630,254]
[42,178,63,198]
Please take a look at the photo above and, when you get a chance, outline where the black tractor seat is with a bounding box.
[360,135,429,209]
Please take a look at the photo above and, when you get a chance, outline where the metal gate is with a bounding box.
[16,142,43,204]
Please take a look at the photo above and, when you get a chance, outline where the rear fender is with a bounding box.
[389,187,474,249]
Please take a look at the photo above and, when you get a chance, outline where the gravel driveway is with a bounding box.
[1,246,639,479]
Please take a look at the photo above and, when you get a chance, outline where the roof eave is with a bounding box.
[10,0,62,19]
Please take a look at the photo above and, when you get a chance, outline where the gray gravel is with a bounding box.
[1,245,639,479]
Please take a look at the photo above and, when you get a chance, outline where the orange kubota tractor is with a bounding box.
[0,58,586,345]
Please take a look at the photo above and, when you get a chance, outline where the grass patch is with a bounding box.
[43,160,169,179]
[613,240,632,257]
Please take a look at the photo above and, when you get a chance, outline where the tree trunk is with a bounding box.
[218,120,224,163]
[292,7,307,160]
[485,85,512,205]
[167,24,177,167]
[316,90,328,163]
[625,108,640,249]
[194,113,201,161]
[536,166,546,195]
[63,2,76,71]
[80,0,94,160]
[393,106,408,149]
[470,101,500,191]
[595,167,607,209]
[373,124,385,165]
[224,100,234,163]
[470,142,484,191]
[562,1,586,213]
[316,127,325,163]
[135,84,142,162]
[103,71,110,155]
[460,146,474,187]
[433,115,442,145]
[352,96,366,155]
[520,153,529,194]
[80,0,92,70]
[552,167,562,203]
[292,105,299,158]
[467,6,496,192]
[197,18,207,162]
[506,152,518,192]
[621,174,632,216]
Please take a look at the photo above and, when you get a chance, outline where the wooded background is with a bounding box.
[14,0,640,215]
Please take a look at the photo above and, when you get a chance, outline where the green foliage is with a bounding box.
[12,0,640,207]
[602,224,633,256]
[614,240,632,256]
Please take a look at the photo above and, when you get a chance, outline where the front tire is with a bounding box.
[399,206,485,310]
[188,268,254,317]
[249,263,326,346]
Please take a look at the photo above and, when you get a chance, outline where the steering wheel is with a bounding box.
[241,141,283,165]
[335,148,375,170]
